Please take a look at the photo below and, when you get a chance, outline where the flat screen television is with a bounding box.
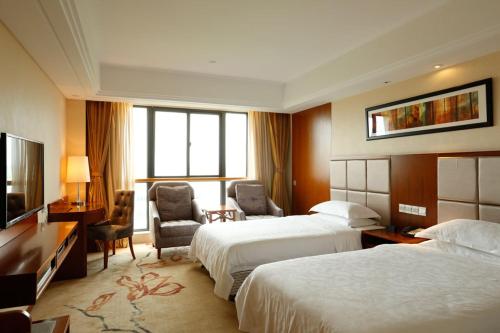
[0,133,44,229]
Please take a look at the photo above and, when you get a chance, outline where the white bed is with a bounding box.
[236,238,500,333]
[189,213,382,300]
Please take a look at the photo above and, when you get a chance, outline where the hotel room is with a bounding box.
[1,1,500,332]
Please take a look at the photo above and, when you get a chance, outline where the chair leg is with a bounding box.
[112,240,116,255]
[157,247,161,259]
[128,236,136,260]
[103,241,109,269]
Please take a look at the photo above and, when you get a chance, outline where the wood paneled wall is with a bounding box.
[390,154,437,227]
[292,103,331,214]
[390,151,500,227]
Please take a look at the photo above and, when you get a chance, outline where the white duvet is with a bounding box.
[189,214,362,299]
[236,240,500,333]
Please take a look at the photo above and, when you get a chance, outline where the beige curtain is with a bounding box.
[105,102,134,248]
[105,102,134,213]
[267,113,291,215]
[248,111,274,196]
[86,101,114,210]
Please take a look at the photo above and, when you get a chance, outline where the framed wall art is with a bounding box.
[366,78,492,140]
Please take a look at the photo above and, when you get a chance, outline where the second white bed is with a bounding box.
[189,213,378,299]
[236,239,500,333]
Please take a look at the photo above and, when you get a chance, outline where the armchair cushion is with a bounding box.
[156,185,192,221]
[159,220,201,238]
[236,184,267,215]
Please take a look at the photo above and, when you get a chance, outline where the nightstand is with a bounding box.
[361,228,427,249]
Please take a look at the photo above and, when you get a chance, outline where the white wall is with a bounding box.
[0,22,66,203]
[331,51,500,157]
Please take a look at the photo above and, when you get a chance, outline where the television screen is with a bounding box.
[1,133,44,229]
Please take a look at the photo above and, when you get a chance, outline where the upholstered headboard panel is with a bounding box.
[330,158,391,225]
[438,156,500,224]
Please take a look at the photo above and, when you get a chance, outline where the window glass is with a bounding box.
[154,111,187,176]
[190,181,221,205]
[131,107,248,231]
[225,113,247,177]
[189,113,219,176]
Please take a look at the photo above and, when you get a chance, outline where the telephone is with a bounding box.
[400,226,425,238]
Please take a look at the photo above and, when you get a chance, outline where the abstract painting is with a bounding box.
[366,78,492,140]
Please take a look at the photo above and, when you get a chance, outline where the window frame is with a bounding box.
[134,106,248,231]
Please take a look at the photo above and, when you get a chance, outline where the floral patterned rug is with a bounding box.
[31,244,239,333]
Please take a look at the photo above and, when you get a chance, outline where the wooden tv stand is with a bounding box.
[0,219,77,332]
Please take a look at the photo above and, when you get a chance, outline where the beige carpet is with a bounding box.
[31,244,240,333]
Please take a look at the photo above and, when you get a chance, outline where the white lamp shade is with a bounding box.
[67,156,91,183]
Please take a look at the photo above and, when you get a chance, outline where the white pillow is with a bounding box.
[415,219,500,256]
[346,218,378,228]
[315,213,377,227]
[309,200,381,220]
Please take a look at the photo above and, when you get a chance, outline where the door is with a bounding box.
[292,103,332,214]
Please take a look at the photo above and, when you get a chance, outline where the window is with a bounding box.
[131,107,247,231]
[154,112,187,176]
[190,113,220,176]
[225,113,247,177]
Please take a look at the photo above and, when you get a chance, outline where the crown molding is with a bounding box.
[284,23,500,113]
[58,0,97,91]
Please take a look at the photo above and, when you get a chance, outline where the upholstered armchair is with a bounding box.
[226,180,283,220]
[148,182,206,259]
[87,190,135,269]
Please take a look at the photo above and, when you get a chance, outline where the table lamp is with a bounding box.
[67,156,90,206]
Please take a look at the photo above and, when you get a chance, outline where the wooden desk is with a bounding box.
[204,204,237,223]
[48,203,106,279]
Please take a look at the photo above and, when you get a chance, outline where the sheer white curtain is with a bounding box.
[105,102,135,214]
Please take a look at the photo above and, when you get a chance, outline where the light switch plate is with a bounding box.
[418,207,427,216]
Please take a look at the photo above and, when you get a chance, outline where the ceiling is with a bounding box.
[1,0,500,112]
[79,0,446,82]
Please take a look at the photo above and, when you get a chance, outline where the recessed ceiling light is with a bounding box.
[433,64,443,69]
[384,81,391,84]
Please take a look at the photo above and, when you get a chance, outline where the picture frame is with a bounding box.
[366,78,493,140]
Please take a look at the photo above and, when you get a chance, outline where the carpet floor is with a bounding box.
[31,244,240,333]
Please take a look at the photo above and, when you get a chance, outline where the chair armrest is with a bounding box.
[192,199,207,224]
[149,201,161,242]
[227,197,246,220]
[267,197,284,217]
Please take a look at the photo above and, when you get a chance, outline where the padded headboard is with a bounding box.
[438,156,500,224]
[330,158,391,225]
